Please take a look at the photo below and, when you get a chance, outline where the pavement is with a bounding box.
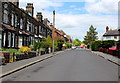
[91,51,120,66]
[2,48,118,81]
[0,49,71,78]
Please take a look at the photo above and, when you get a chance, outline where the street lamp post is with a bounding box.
[52,10,55,55]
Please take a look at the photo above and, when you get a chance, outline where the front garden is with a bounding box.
[0,36,72,65]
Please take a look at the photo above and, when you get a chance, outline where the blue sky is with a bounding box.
[20,0,118,41]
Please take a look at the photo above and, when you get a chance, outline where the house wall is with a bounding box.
[103,36,119,41]
[0,1,2,48]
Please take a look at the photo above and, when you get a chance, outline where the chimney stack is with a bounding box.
[106,26,109,32]
[36,12,43,22]
[10,0,19,7]
[26,3,34,16]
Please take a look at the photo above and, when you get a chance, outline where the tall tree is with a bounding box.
[83,25,98,45]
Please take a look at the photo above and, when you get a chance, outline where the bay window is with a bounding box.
[15,15,17,27]
[11,12,15,26]
[20,18,23,29]
[3,32,6,47]
[12,33,15,47]
[8,32,11,47]
[3,9,8,23]
[18,36,23,48]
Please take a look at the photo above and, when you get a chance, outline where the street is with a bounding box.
[2,48,118,81]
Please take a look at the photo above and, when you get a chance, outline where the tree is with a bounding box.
[73,39,81,46]
[83,25,98,45]
[45,35,52,48]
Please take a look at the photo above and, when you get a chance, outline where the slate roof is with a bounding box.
[103,30,120,36]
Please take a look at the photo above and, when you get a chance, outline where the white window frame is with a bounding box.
[18,36,23,48]
[15,15,18,27]
[3,33,6,47]
[3,9,8,23]
[20,18,23,29]
[11,13,14,26]
[8,32,11,47]
[12,33,15,47]
[27,21,30,31]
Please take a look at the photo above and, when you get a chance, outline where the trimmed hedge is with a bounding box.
[91,40,116,51]
[102,40,116,49]
[91,41,102,51]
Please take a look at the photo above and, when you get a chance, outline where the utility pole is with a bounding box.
[52,10,55,54]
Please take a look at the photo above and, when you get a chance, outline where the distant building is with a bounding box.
[49,24,72,43]
[103,26,119,41]
[0,1,52,49]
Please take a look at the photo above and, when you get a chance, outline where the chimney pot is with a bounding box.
[36,12,43,22]
[106,26,109,32]
[26,3,34,16]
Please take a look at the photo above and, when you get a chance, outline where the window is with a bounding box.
[3,9,8,23]
[35,26,37,34]
[29,23,32,32]
[31,37,34,45]
[4,3,8,9]
[19,36,23,48]
[39,26,41,33]
[114,36,117,39]
[12,33,15,47]
[3,32,6,47]
[8,32,11,47]
[20,19,23,29]
[11,13,15,26]
[106,36,111,40]
[30,23,32,32]
[32,24,34,33]
[27,21,30,31]
[15,15,18,27]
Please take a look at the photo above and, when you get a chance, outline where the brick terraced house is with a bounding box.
[0,1,52,49]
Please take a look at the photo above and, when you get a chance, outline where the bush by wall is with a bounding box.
[91,40,116,51]
[102,40,116,49]
[91,40,102,51]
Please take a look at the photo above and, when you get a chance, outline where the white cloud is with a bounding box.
[85,0,119,14]
[43,12,117,40]
[70,5,76,8]
[74,8,82,11]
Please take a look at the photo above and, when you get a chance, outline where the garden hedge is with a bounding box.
[91,41,102,51]
[91,40,116,51]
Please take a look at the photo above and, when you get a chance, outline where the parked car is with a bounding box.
[72,46,77,49]
[80,46,84,48]
[109,46,119,56]
[109,46,117,51]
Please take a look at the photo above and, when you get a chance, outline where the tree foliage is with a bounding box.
[45,35,52,48]
[83,25,98,45]
[73,39,81,46]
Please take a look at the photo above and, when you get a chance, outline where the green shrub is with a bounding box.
[54,46,59,51]
[102,40,116,49]
[91,40,116,51]
[91,41,102,51]
[65,43,72,48]
[33,41,49,51]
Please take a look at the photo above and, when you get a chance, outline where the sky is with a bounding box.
[19,0,119,41]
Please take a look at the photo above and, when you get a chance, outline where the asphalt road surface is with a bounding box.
[2,48,118,81]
